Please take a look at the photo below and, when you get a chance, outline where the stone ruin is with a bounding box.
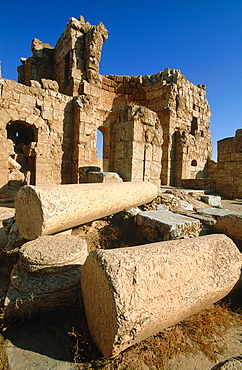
[0,15,213,195]
[1,15,242,365]
[1,181,242,360]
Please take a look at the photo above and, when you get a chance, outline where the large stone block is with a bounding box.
[215,214,242,251]
[3,235,88,320]
[15,181,158,240]
[135,210,201,242]
[81,234,242,358]
[88,171,123,183]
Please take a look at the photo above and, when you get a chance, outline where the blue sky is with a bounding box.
[0,0,241,160]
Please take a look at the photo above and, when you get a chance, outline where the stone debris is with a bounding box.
[215,214,242,251]
[197,207,241,220]
[2,216,26,252]
[81,234,242,358]
[135,210,201,242]
[210,356,242,369]
[201,195,222,207]
[14,181,158,240]
[3,235,88,320]
[181,212,216,231]
[88,171,123,183]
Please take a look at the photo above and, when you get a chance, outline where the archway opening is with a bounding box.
[96,126,110,171]
[96,129,103,159]
[6,121,37,185]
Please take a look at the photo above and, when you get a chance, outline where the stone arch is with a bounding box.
[6,121,37,152]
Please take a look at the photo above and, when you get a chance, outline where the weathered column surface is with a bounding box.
[15,181,158,240]
[81,234,242,358]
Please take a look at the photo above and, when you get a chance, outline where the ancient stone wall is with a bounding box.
[1,16,213,190]
[216,130,242,198]
[0,78,73,190]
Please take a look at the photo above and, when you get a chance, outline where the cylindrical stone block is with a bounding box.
[81,234,242,358]
[15,181,158,240]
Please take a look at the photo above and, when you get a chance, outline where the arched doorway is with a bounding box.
[6,121,37,185]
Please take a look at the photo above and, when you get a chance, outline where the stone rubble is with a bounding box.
[3,235,88,320]
[135,210,201,242]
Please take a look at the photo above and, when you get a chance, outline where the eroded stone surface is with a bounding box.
[15,182,158,239]
[135,209,201,242]
[81,234,242,358]
[3,235,88,320]
[215,214,242,251]
[197,208,241,219]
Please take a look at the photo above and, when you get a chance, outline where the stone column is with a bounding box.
[81,234,242,358]
[15,181,158,240]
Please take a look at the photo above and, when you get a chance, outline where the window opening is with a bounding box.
[191,159,197,166]
[64,51,70,88]
[190,117,198,136]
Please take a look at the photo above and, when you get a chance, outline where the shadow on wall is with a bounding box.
[61,100,74,184]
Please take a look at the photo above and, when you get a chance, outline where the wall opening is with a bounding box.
[96,129,103,158]
[190,117,198,136]
[6,121,37,185]
[96,126,110,171]
[191,159,197,166]
[64,51,71,88]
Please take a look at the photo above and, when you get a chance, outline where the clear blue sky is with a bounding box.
[0,0,241,160]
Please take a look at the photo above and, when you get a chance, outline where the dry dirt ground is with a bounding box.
[1,195,242,369]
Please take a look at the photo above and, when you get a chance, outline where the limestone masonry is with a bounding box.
[0,16,240,197]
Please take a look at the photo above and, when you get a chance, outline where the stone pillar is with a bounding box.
[15,181,158,240]
[81,234,242,358]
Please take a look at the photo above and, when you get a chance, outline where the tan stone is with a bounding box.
[81,234,242,358]
[15,181,158,239]
[215,214,242,251]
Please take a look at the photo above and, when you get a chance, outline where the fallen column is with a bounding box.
[15,181,158,240]
[81,234,242,358]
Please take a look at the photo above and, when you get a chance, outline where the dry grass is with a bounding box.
[0,335,8,370]
[71,302,242,370]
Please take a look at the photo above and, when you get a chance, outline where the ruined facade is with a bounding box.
[0,16,213,192]
[215,130,242,198]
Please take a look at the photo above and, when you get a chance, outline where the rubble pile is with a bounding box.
[0,183,242,362]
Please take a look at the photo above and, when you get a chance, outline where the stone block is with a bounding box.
[197,207,241,220]
[81,234,242,358]
[201,195,221,207]
[88,172,123,183]
[3,235,88,320]
[215,214,242,251]
[135,210,201,242]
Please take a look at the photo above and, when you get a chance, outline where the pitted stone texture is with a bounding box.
[3,235,87,320]
[81,234,242,358]
[19,235,88,274]
[15,182,158,240]
[4,283,82,321]
[215,214,242,251]
[88,171,123,183]
[135,210,201,242]
[211,356,242,369]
